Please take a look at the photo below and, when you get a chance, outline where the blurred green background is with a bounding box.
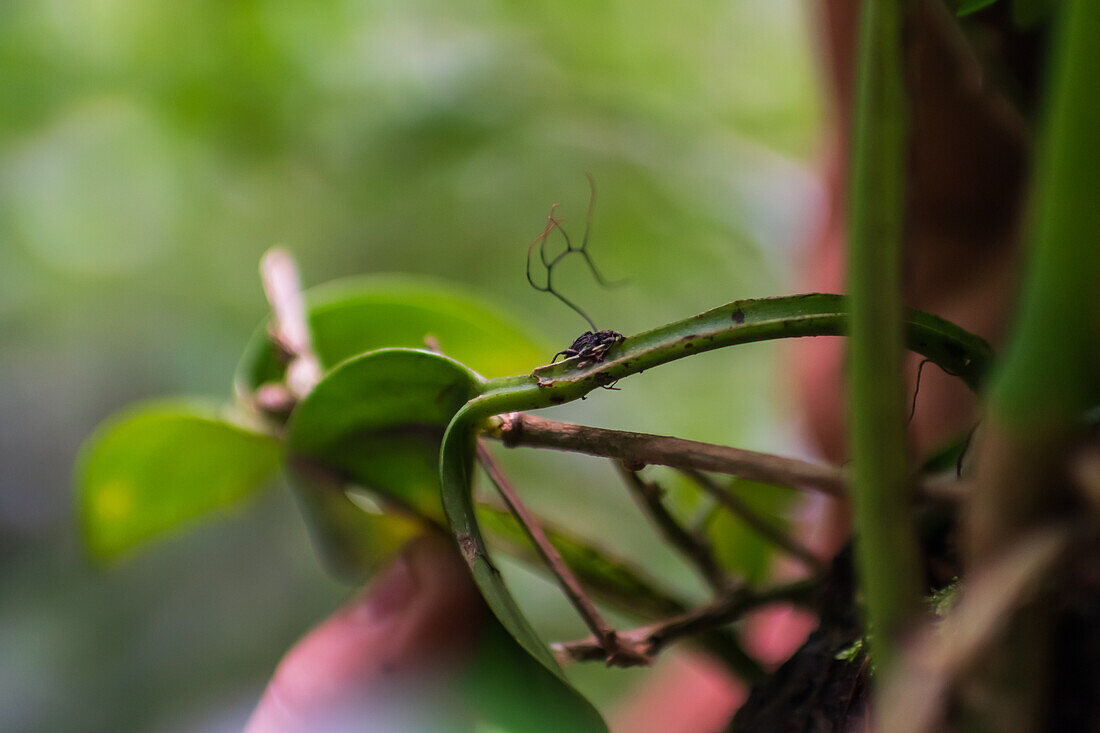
[0,1,823,730]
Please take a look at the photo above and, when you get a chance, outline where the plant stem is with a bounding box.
[615,465,729,593]
[484,412,961,502]
[553,578,820,665]
[961,2,1100,729]
[440,293,991,689]
[681,469,826,574]
[846,0,922,669]
[475,441,649,666]
[476,501,689,619]
[488,412,845,496]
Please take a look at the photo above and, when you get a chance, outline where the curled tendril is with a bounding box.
[526,174,623,331]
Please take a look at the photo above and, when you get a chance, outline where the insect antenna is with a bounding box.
[525,177,622,331]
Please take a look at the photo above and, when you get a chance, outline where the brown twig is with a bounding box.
[553,577,821,665]
[476,498,766,681]
[486,412,962,502]
[682,468,827,575]
[259,247,322,400]
[615,464,729,593]
[487,412,846,497]
[476,441,650,666]
[475,499,688,619]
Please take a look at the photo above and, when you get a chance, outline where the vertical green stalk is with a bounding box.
[846,0,922,670]
[962,3,1100,728]
[986,0,1100,430]
[969,0,1100,562]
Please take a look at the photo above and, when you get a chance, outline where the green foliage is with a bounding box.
[75,401,279,560]
[76,266,995,730]
[990,0,1100,422]
[477,504,685,618]
[286,349,483,576]
[9,1,827,729]
[235,276,547,578]
[927,579,961,617]
[435,292,992,711]
[235,275,546,395]
[706,479,793,586]
[76,279,612,731]
[462,620,610,733]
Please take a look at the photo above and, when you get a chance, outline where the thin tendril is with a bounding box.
[907,358,932,425]
[525,177,622,331]
[906,357,962,426]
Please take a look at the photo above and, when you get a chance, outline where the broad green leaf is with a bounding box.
[957,0,1002,16]
[285,469,428,581]
[76,401,280,560]
[285,349,484,577]
[287,346,604,727]
[440,412,608,732]
[235,274,546,399]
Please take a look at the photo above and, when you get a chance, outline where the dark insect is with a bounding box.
[552,329,625,368]
[527,174,625,369]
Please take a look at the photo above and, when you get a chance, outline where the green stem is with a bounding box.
[479,293,989,417]
[960,3,1100,729]
[438,293,989,682]
[987,0,1100,427]
[846,0,922,670]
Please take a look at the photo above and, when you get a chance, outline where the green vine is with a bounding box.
[439,292,991,682]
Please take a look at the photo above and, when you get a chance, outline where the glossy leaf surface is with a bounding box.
[236,275,546,398]
[76,401,280,560]
[285,349,484,576]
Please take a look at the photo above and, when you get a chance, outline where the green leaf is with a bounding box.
[76,401,280,560]
[440,410,608,732]
[462,618,609,733]
[235,274,546,399]
[957,0,1002,16]
[477,503,686,618]
[286,349,484,577]
[285,469,428,581]
[704,479,794,586]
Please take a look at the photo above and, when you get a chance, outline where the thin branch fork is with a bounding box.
[476,441,650,666]
[486,412,847,497]
[682,468,828,575]
[616,464,730,593]
[553,577,821,666]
